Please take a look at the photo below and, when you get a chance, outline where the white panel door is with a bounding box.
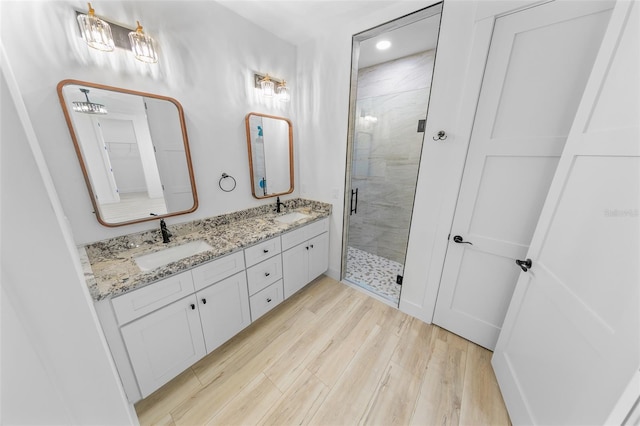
[493,2,640,424]
[433,0,613,350]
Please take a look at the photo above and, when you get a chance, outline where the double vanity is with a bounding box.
[82,199,331,402]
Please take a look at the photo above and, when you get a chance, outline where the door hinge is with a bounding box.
[396,275,403,285]
[417,119,426,133]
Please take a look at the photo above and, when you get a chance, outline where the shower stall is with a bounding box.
[342,4,442,305]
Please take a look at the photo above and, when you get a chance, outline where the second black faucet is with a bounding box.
[275,196,285,213]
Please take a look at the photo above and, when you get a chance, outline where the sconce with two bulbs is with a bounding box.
[255,73,290,102]
[76,3,158,63]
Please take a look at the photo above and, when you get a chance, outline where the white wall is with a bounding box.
[1,53,136,425]
[0,0,297,245]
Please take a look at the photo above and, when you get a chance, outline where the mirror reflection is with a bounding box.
[57,80,198,226]
[245,112,294,199]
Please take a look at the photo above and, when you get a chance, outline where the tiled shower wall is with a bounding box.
[348,50,435,264]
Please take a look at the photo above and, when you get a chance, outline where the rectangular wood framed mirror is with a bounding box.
[245,112,294,199]
[57,80,198,227]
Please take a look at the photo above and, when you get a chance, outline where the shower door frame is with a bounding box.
[340,4,443,297]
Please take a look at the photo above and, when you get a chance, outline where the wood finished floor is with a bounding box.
[135,276,511,426]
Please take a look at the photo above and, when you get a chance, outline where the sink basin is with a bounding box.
[275,211,310,224]
[134,240,213,271]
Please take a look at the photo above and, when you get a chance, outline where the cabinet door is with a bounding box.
[197,272,251,353]
[307,232,329,282]
[282,243,308,299]
[120,294,205,398]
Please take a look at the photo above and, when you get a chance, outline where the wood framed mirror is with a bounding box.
[245,112,294,199]
[57,80,198,227]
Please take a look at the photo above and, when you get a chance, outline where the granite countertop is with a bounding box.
[81,198,331,301]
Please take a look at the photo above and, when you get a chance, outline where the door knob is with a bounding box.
[453,235,473,245]
[516,258,532,272]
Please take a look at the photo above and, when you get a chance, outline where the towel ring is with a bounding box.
[219,173,236,192]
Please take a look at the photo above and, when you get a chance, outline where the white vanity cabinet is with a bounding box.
[120,293,206,398]
[282,218,329,298]
[195,271,251,353]
[95,216,330,403]
[245,236,284,320]
[191,251,250,354]
[110,270,205,398]
[106,251,248,399]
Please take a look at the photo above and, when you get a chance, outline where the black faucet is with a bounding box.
[275,196,285,213]
[160,219,172,243]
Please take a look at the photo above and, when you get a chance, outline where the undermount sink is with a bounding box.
[275,211,310,224]
[134,240,213,271]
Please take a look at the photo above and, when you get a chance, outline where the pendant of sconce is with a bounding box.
[73,88,108,114]
[260,74,275,98]
[77,2,115,52]
[277,80,290,102]
[129,21,158,63]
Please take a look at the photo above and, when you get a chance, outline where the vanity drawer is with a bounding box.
[249,280,284,321]
[244,236,282,268]
[246,254,283,296]
[112,271,195,325]
[281,218,329,250]
[191,251,245,292]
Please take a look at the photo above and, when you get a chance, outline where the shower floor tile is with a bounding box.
[345,246,403,304]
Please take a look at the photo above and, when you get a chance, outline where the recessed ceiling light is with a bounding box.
[376,40,391,50]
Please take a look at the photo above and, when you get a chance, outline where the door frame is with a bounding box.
[340,3,443,285]
[398,0,557,323]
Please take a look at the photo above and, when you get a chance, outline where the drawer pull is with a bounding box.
[190,303,196,310]
[266,298,272,303]
[201,298,207,304]
[265,272,270,277]
[263,249,269,253]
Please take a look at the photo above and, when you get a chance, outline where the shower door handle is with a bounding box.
[350,188,358,215]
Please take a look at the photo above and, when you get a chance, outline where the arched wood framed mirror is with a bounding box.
[57,80,198,227]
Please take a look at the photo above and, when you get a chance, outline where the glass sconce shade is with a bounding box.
[129,21,158,63]
[260,75,275,97]
[277,81,290,102]
[72,88,108,114]
[77,3,115,52]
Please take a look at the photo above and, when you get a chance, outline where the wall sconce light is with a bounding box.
[77,3,115,52]
[260,74,275,98]
[73,88,108,114]
[75,5,159,64]
[276,81,290,102]
[254,73,290,102]
[129,21,158,63]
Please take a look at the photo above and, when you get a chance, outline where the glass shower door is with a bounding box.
[343,5,442,305]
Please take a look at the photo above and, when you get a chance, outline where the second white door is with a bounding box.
[433,0,613,350]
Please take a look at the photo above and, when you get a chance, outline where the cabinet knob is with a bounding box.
[263,249,269,253]
[310,244,314,249]
[201,298,207,304]
[266,298,272,303]
[190,303,196,310]
[306,246,309,250]
[265,272,270,277]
